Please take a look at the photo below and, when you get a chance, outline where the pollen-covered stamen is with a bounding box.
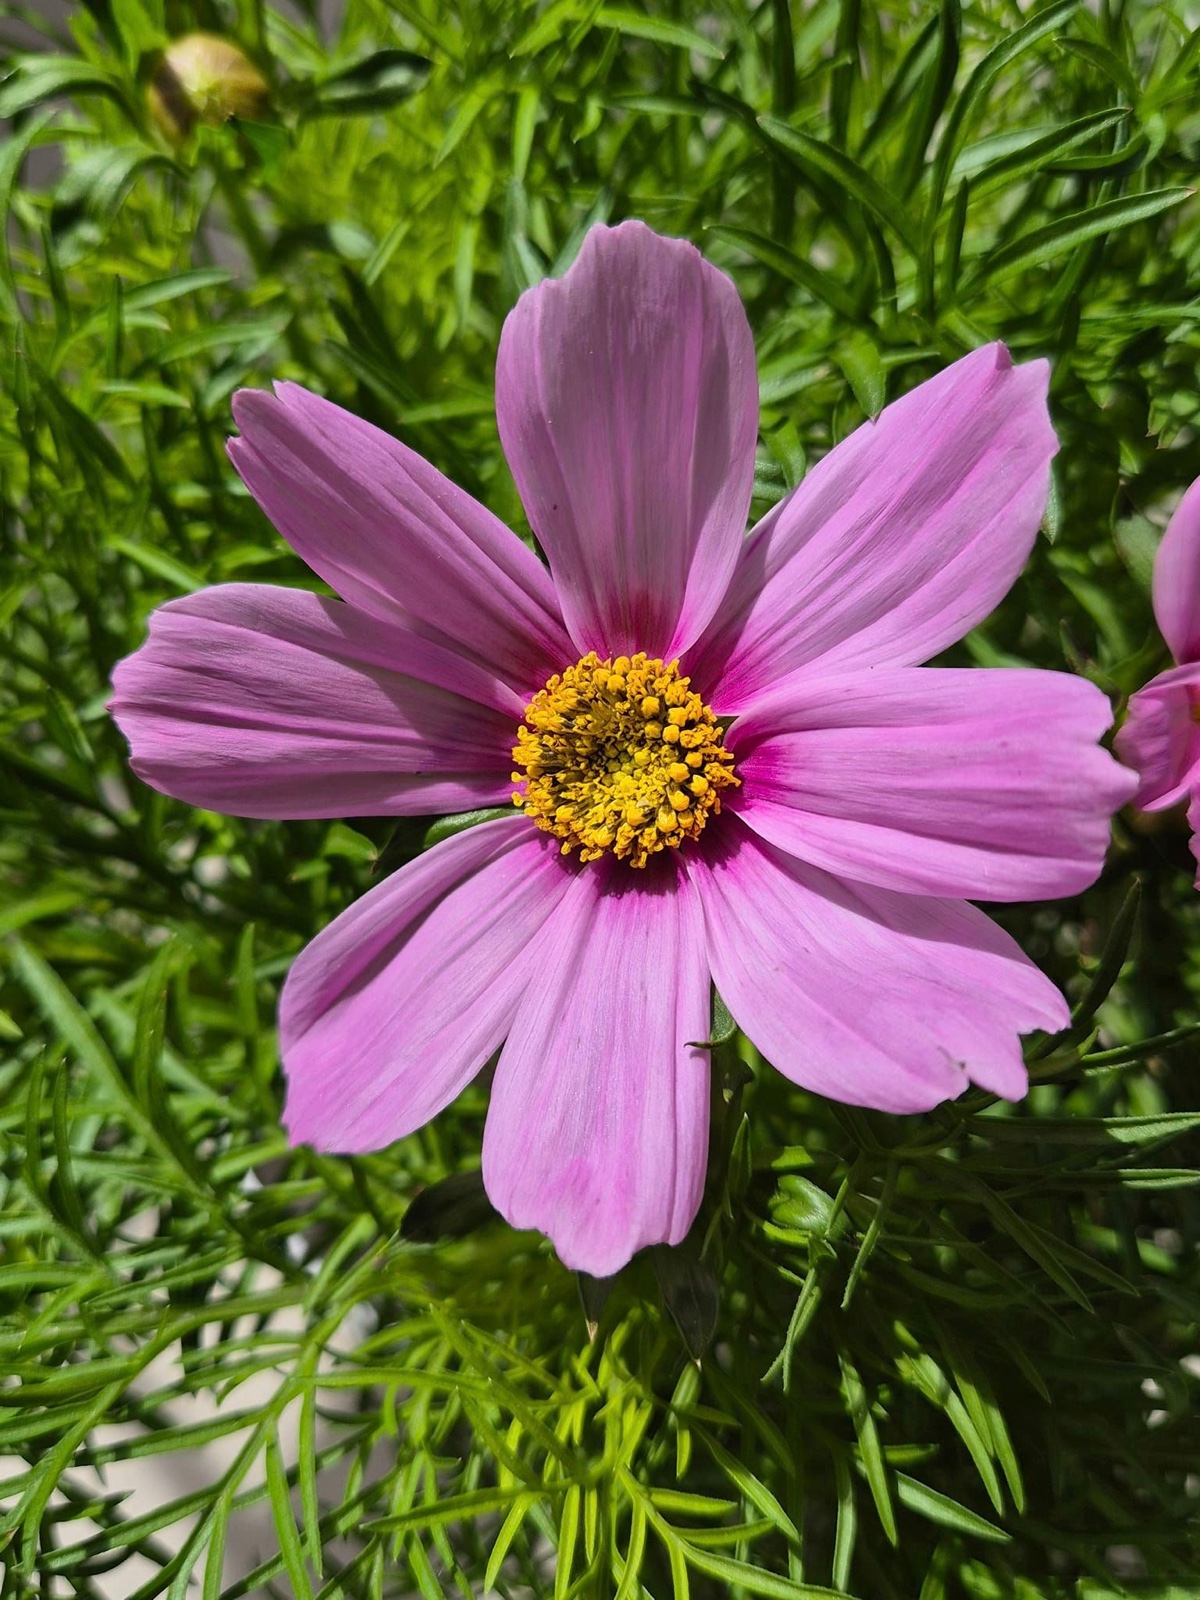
[512,652,738,867]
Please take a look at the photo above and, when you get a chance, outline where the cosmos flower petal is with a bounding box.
[107,222,1125,1269]
[281,818,576,1152]
[730,668,1137,900]
[495,220,759,662]
[482,853,710,1276]
[689,344,1057,711]
[228,383,574,698]
[689,818,1068,1111]
[1188,793,1200,888]
[109,584,517,818]
[1114,661,1200,810]
[1152,478,1200,665]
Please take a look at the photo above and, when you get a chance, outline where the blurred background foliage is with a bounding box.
[2,0,1200,1594]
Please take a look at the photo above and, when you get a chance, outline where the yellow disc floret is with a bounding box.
[512,652,738,867]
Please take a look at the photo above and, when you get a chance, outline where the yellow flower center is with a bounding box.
[512,652,738,868]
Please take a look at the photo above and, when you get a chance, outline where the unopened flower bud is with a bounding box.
[148,33,270,142]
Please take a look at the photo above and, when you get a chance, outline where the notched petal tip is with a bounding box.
[952,339,1012,379]
[690,818,1069,1114]
[511,218,706,309]
[692,342,1060,705]
[482,857,710,1279]
[730,667,1135,903]
[228,383,275,433]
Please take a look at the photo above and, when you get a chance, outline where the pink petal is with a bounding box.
[109,584,517,818]
[228,384,574,698]
[688,344,1057,711]
[689,818,1067,1111]
[1114,662,1200,810]
[1188,792,1200,888]
[482,852,710,1276]
[495,221,759,662]
[730,667,1136,900]
[1153,478,1200,664]
[281,817,575,1152]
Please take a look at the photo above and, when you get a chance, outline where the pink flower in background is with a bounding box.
[111,222,1136,1276]
[1116,479,1200,882]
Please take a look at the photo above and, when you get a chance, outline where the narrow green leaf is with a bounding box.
[407,1536,446,1599]
[666,1533,691,1600]
[928,0,1081,213]
[0,54,127,118]
[976,189,1190,285]
[108,533,204,591]
[832,1450,856,1593]
[894,0,960,197]
[896,1353,1002,1513]
[1056,36,1138,99]
[369,1486,525,1533]
[828,0,861,148]
[893,1474,1009,1542]
[555,1484,581,1599]
[966,1181,1092,1309]
[835,330,886,416]
[202,1498,232,1600]
[510,0,594,57]
[9,939,160,1154]
[266,1432,314,1600]
[648,1490,737,1519]
[858,14,939,156]
[29,359,132,485]
[434,80,495,164]
[596,8,725,59]
[613,1494,647,1600]
[1117,1167,1200,1190]
[362,219,410,286]
[699,1430,800,1545]
[422,807,514,849]
[98,380,190,408]
[963,109,1131,195]
[842,1164,897,1309]
[976,1111,1200,1146]
[683,1545,851,1598]
[0,890,81,938]
[484,1494,538,1591]
[1071,881,1142,1031]
[707,224,859,319]
[757,115,921,255]
[839,1354,896,1544]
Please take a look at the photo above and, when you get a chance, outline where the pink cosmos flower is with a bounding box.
[111,222,1137,1276]
[1115,479,1200,882]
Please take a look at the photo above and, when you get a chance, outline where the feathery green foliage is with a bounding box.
[2,0,1200,1594]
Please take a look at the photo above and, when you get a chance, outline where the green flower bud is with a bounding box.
[148,33,270,142]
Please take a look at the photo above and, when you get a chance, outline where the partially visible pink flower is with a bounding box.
[110,221,1137,1277]
[1115,479,1200,882]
